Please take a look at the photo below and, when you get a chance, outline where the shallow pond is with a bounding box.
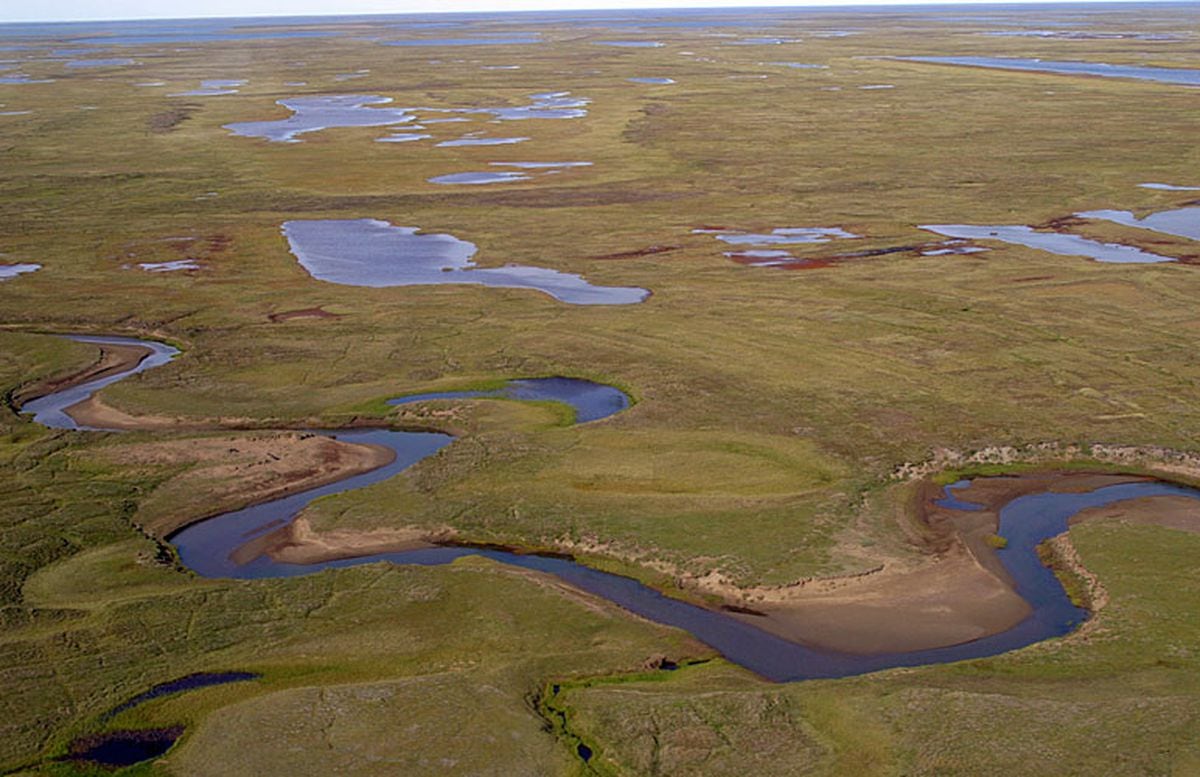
[627,76,675,84]
[282,218,649,305]
[920,224,1175,264]
[384,36,542,46]
[225,91,588,144]
[65,57,136,68]
[900,56,1200,86]
[704,227,859,245]
[727,36,800,45]
[0,262,41,279]
[226,94,415,142]
[595,40,664,47]
[430,162,591,184]
[1139,183,1200,191]
[1076,207,1200,242]
[0,73,54,84]
[765,62,827,69]
[171,78,246,97]
[428,171,532,185]
[436,135,529,147]
[139,260,199,272]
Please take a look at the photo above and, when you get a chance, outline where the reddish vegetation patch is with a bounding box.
[115,232,232,268]
[1035,215,1088,232]
[268,307,342,323]
[592,244,681,260]
[207,234,232,254]
[693,224,729,232]
[727,244,927,271]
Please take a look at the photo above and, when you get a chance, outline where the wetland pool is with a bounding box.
[282,218,650,305]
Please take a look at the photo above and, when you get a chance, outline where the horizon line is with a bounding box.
[1,0,1189,27]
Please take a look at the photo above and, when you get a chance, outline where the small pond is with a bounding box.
[170,78,246,97]
[0,262,41,280]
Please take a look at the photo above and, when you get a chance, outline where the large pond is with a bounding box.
[282,218,649,305]
[920,224,1176,264]
[900,56,1200,86]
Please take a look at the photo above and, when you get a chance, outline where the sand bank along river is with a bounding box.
[23,334,1200,681]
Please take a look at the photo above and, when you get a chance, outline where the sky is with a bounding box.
[0,0,1143,25]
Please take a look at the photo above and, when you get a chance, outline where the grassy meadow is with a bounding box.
[2,3,1200,773]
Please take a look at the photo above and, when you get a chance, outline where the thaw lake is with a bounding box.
[283,218,649,305]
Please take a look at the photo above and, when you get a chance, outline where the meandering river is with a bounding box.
[25,334,1200,681]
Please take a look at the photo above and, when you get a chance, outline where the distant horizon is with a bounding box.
[1,0,1187,26]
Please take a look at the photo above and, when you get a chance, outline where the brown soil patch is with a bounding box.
[1035,215,1089,232]
[591,245,680,260]
[97,432,396,537]
[147,106,194,133]
[15,342,151,406]
[267,307,342,323]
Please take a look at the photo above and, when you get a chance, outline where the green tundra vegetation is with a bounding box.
[1,3,1199,774]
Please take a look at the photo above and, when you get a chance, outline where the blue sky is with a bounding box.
[1,0,1134,24]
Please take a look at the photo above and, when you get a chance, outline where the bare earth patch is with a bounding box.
[95,432,395,536]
